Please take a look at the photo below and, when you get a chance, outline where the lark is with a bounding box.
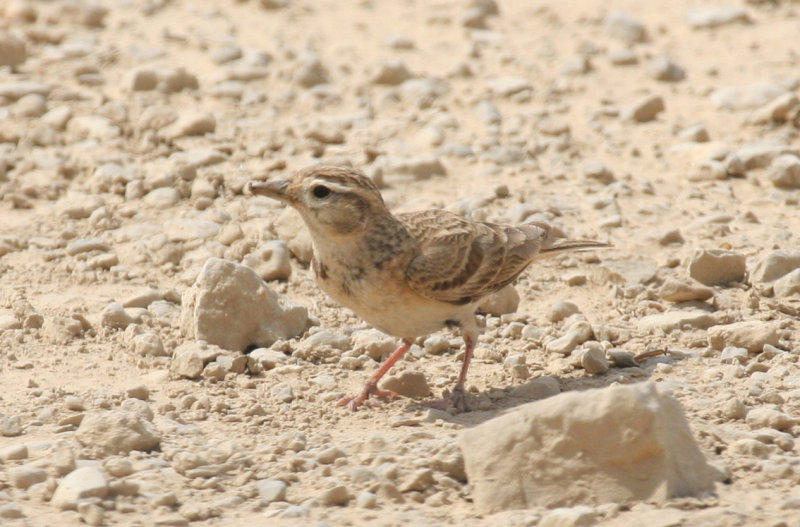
[248,166,608,412]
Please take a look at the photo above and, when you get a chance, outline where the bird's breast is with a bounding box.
[311,253,472,338]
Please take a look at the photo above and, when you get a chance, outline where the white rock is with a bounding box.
[582,160,615,184]
[380,370,431,397]
[659,278,714,302]
[749,93,800,124]
[687,6,750,28]
[689,249,746,286]
[246,347,289,372]
[352,329,396,361]
[8,465,47,489]
[487,76,532,97]
[621,95,664,122]
[540,506,598,527]
[42,106,73,130]
[144,187,181,208]
[478,285,520,316]
[51,467,108,510]
[637,310,717,332]
[774,269,800,297]
[545,322,592,355]
[711,83,785,111]
[68,115,120,140]
[274,208,313,264]
[736,141,799,169]
[381,155,446,180]
[678,124,710,143]
[257,479,287,502]
[243,240,292,281]
[605,11,647,44]
[0,31,26,67]
[320,484,350,506]
[171,342,223,379]
[100,302,135,330]
[75,411,160,455]
[59,1,108,27]
[0,81,50,101]
[128,67,157,91]
[707,321,780,352]
[161,112,215,139]
[13,94,46,117]
[579,348,609,374]
[0,503,23,519]
[474,100,501,126]
[547,302,580,323]
[646,57,685,82]
[137,105,178,130]
[356,491,377,508]
[371,59,413,85]
[65,238,110,256]
[131,332,167,357]
[120,398,154,421]
[77,502,104,526]
[0,443,28,461]
[607,48,638,66]
[56,192,105,219]
[181,258,308,351]
[510,375,560,400]
[459,382,718,513]
[293,53,328,88]
[745,408,796,431]
[720,346,748,364]
[767,154,800,189]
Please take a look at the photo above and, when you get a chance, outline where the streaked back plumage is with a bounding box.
[401,210,550,305]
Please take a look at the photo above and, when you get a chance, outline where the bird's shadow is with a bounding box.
[404,359,661,428]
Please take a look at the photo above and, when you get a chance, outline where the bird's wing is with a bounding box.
[399,210,549,305]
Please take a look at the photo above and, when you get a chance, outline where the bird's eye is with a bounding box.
[312,185,331,199]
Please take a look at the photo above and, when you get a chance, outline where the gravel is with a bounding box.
[0,1,798,524]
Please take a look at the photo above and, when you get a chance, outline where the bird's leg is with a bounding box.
[427,332,476,413]
[338,339,413,411]
[449,333,475,412]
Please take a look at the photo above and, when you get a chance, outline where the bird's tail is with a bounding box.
[521,220,611,255]
[541,239,612,254]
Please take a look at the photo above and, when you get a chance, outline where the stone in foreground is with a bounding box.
[181,258,308,351]
[459,382,717,513]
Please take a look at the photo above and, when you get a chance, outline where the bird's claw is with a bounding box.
[338,384,398,411]
[426,385,470,413]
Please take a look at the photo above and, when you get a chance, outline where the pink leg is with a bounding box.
[338,339,413,411]
[449,333,475,412]
[427,333,476,413]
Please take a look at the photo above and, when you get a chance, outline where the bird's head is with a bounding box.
[248,165,386,236]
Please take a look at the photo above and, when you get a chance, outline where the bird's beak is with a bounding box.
[248,180,290,202]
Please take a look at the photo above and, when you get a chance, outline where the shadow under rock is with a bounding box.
[406,362,658,429]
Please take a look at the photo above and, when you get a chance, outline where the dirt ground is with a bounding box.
[1,0,800,525]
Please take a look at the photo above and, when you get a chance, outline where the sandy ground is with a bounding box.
[1,0,800,525]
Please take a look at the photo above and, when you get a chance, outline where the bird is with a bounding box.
[248,165,609,412]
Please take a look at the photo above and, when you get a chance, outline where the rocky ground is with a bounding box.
[1,0,800,525]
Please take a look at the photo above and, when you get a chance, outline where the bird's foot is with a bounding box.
[426,385,470,413]
[337,383,398,411]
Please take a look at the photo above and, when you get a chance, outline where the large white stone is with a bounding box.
[459,382,718,513]
[181,258,308,351]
